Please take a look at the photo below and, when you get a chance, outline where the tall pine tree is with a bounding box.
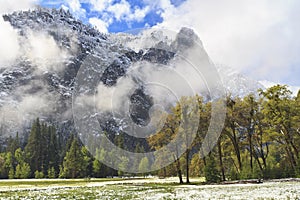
[61,137,86,178]
[25,118,42,176]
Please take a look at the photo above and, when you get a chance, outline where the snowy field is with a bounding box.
[0,178,299,199]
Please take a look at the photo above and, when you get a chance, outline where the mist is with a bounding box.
[0,80,59,136]
[25,31,71,73]
[0,6,76,136]
[76,28,218,122]
[0,0,37,67]
[156,0,300,86]
[0,18,20,67]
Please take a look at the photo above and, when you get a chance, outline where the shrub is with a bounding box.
[204,157,220,183]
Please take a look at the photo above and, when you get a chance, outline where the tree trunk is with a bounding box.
[248,133,253,171]
[186,150,190,183]
[285,145,297,171]
[200,148,206,166]
[218,139,226,181]
[253,151,263,173]
[232,126,242,171]
[173,154,183,184]
[225,127,242,172]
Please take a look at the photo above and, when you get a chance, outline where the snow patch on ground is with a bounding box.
[1,178,300,199]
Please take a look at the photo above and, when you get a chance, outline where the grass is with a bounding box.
[0,178,124,187]
[0,184,141,199]
[0,178,299,199]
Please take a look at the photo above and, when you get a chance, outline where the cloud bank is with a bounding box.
[155,0,300,85]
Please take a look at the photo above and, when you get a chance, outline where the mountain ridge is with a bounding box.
[0,8,271,140]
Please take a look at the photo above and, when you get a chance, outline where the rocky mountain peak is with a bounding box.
[0,8,263,145]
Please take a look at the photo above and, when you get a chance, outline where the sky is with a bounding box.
[1,0,300,87]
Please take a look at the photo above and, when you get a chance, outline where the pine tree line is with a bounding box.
[0,120,135,178]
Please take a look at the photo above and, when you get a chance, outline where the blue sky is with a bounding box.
[35,0,300,87]
[40,0,185,33]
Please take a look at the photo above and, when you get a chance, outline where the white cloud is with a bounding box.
[0,0,37,14]
[66,0,86,18]
[67,0,81,12]
[89,17,110,33]
[0,82,59,134]
[0,1,72,71]
[25,31,71,73]
[107,0,131,21]
[75,77,135,113]
[89,0,112,13]
[127,6,150,22]
[107,1,150,22]
[155,0,300,85]
[0,0,37,67]
[0,19,20,67]
[96,77,135,112]
[141,0,175,17]
[88,0,151,27]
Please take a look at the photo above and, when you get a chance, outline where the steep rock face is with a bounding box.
[0,8,196,146]
[0,8,263,148]
[142,48,175,65]
[100,55,132,86]
[171,27,203,51]
[129,88,154,126]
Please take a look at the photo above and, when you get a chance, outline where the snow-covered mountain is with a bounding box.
[0,8,266,139]
[217,66,264,97]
